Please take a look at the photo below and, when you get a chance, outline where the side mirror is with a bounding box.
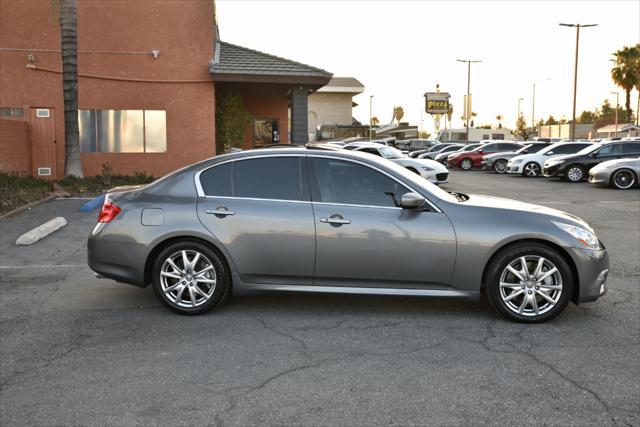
[523,150,529,154]
[401,192,426,210]
[591,152,599,158]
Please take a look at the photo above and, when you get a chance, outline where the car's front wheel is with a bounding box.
[493,159,508,174]
[152,241,229,315]
[611,168,636,189]
[460,158,473,170]
[522,162,541,177]
[565,165,586,183]
[485,242,573,323]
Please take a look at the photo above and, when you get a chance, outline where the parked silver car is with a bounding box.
[88,146,609,322]
[589,157,640,189]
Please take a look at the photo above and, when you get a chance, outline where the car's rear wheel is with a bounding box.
[485,242,573,323]
[565,165,585,182]
[522,162,541,177]
[152,241,229,315]
[493,159,508,174]
[460,158,473,170]
[611,168,636,189]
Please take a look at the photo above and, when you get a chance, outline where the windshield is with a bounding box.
[379,146,406,159]
[462,144,480,152]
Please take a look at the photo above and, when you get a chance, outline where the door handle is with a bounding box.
[205,208,235,216]
[320,215,351,225]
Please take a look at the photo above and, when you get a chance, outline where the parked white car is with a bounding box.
[507,142,593,177]
[352,143,449,184]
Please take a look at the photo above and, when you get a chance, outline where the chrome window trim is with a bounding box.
[202,195,311,205]
[194,152,442,212]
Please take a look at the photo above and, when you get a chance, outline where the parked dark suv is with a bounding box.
[543,141,640,182]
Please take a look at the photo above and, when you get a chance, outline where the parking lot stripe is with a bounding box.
[0,264,85,269]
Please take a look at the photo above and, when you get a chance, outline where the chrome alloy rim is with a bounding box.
[495,160,507,173]
[499,256,563,317]
[613,170,635,189]
[160,250,216,308]
[524,163,540,177]
[461,159,472,170]
[567,167,583,182]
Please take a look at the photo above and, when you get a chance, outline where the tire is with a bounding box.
[611,168,636,190]
[565,164,586,183]
[522,162,541,177]
[493,159,508,174]
[460,158,473,170]
[485,242,573,323]
[151,240,229,315]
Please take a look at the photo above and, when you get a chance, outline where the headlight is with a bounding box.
[511,159,523,165]
[421,166,434,172]
[545,159,564,167]
[552,221,601,249]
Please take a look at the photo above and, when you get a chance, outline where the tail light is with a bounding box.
[98,196,121,223]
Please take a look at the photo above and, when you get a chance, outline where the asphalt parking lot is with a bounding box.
[1,171,638,426]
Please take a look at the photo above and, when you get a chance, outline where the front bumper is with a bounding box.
[420,170,449,184]
[588,170,609,186]
[567,246,610,303]
[507,162,524,174]
[543,163,565,177]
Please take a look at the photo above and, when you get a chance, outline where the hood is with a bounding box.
[462,194,591,229]
[547,153,581,162]
[594,157,640,170]
[394,158,448,171]
[485,151,518,160]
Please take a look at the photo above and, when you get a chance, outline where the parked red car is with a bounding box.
[447,142,522,170]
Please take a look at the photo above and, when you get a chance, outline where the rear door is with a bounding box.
[308,156,456,289]
[196,155,316,285]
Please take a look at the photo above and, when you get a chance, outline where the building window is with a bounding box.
[491,133,505,140]
[253,119,279,148]
[79,109,166,153]
[0,107,24,117]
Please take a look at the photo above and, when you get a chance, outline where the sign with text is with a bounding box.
[424,92,451,114]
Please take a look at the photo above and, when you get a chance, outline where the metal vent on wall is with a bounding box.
[37,167,52,176]
[36,109,50,118]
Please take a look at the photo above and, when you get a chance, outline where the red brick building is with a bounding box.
[0,0,331,179]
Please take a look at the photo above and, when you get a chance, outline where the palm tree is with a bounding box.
[59,0,83,177]
[611,44,640,124]
[496,114,503,129]
[393,106,404,124]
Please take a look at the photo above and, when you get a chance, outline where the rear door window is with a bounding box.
[199,162,232,197]
[622,142,640,155]
[234,157,308,201]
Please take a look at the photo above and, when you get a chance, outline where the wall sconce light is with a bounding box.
[151,49,160,58]
[26,54,35,63]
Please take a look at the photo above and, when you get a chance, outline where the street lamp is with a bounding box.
[611,91,619,137]
[559,23,598,140]
[457,59,482,143]
[532,78,551,127]
[369,95,374,140]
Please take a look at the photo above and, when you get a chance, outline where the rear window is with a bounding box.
[199,162,232,197]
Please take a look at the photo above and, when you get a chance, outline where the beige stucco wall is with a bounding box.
[308,92,355,136]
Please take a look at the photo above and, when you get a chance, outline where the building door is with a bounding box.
[30,108,56,178]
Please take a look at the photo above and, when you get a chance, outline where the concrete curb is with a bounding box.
[15,217,68,246]
[0,195,57,221]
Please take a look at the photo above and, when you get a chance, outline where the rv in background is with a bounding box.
[435,128,514,143]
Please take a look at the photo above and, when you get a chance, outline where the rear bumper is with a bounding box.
[568,246,610,303]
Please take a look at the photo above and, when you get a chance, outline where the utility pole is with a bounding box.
[369,95,374,140]
[457,59,481,143]
[611,91,619,137]
[532,83,536,128]
[517,97,524,122]
[559,23,597,140]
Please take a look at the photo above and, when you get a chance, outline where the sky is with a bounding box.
[216,0,640,133]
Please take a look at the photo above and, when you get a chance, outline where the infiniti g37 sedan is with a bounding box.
[88,146,609,322]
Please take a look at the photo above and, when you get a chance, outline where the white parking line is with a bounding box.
[0,264,85,269]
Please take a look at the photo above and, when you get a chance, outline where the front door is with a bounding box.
[196,155,315,285]
[308,157,456,289]
[30,107,56,178]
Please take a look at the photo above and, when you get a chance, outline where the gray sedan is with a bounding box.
[88,146,609,322]
[588,157,640,189]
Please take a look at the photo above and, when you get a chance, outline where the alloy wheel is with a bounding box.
[566,166,583,182]
[524,163,540,177]
[160,249,217,308]
[494,160,508,174]
[461,159,473,170]
[499,256,563,317]
[612,169,635,189]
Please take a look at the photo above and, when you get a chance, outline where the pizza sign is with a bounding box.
[424,92,451,114]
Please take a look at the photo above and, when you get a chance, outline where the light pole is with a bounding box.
[532,78,551,128]
[457,59,482,143]
[369,95,374,140]
[517,97,524,122]
[559,23,598,140]
[611,91,619,137]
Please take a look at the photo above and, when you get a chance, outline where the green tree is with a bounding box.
[56,0,83,177]
[495,114,503,129]
[393,106,404,124]
[611,44,640,123]
[544,115,558,125]
[514,115,534,140]
[215,93,253,153]
[370,116,379,126]
[577,110,597,124]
